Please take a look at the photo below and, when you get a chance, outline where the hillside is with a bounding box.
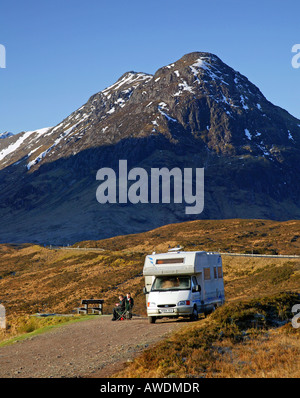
[0,219,299,320]
[77,218,300,255]
[0,52,300,244]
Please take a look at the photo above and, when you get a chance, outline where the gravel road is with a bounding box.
[0,315,186,378]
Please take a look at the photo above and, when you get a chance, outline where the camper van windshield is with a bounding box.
[151,276,191,291]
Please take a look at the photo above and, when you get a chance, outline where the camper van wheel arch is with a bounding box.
[204,304,217,317]
[211,304,217,314]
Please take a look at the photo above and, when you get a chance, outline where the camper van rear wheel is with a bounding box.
[149,316,156,324]
[190,306,198,321]
[204,304,217,317]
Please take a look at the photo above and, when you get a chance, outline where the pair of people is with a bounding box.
[112,293,134,321]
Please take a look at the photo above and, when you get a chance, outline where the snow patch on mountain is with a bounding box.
[0,127,52,163]
[244,128,251,140]
[288,130,294,141]
[101,72,152,97]
[158,102,178,123]
[173,80,195,96]
[191,57,229,86]
[27,127,71,170]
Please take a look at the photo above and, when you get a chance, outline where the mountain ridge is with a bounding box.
[1,51,299,171]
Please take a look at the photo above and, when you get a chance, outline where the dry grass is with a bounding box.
[0,246,146,317]
[0,313,92,347]
[210,327,300,378]
[116,327,300,378]
[222,256,300,302]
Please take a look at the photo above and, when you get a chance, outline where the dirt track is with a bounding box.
[0,316,186,378]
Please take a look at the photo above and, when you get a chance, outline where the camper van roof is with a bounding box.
[149,250,207,256]
[155,250,207,254]
[143,250,221,276]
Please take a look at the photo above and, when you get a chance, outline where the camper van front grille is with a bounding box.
[157,304,176,308]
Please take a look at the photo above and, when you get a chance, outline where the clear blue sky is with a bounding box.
[1,0,299,133]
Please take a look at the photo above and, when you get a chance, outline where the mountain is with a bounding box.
[0,52,300,244]
[0,132,14,139]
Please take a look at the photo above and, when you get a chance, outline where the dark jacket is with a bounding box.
[125,297,134,311]
[119,298,126,311]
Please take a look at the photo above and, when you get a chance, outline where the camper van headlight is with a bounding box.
[147,302,156,307]
[177,300,190,306]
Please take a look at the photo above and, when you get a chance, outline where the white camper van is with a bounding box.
[143,248,225,323]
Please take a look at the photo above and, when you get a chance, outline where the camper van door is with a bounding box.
[191,276,202,310]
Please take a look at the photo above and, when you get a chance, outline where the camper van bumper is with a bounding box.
[147,306,192,317]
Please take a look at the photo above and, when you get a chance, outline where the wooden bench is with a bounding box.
[74,299,104,315]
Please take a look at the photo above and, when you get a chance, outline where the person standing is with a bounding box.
[125,292,134,319]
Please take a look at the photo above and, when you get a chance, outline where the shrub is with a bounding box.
[211,291,300,329]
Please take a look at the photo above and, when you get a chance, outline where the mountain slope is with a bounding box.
[0,52,300,244]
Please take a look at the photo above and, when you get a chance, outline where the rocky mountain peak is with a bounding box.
[0,52,299,172]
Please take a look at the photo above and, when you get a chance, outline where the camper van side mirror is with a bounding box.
[143,287,148,294]
[192,285,201,292]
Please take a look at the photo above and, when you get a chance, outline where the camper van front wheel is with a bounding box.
[149,316,156,324]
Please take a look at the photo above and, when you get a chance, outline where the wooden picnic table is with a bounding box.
[75,299,104,315]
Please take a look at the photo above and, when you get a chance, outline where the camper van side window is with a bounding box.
[204,267,211,280]
[217,267,223,278]
[214,267,218,279]
[156,258,184,264]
